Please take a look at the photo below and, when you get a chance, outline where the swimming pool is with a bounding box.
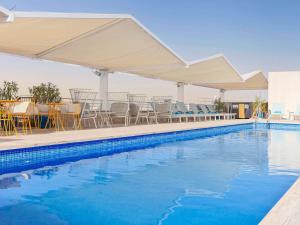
[0,123,300,225]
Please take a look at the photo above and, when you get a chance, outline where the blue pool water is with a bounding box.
[1,124,300,225]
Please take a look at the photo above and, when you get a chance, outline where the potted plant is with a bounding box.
[0,81,19,131]
[29,82,61,104]
[252,96,267,119]
[214,97,225,113]
[29,82,62,128]
[0,81,19,100]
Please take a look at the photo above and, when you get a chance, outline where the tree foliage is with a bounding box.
[0,81,19,100]
[29,82,61,103]
[214,97,225,113]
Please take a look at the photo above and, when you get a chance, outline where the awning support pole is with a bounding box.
[94,69,109,110]
[219,89,226,102]
[177,82,185,103]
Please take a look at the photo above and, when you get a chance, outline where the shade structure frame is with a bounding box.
[197,70,268,90]
[136,54,244,84]
[0,6,267,89]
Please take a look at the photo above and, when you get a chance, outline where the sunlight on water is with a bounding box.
[0,127,300,225]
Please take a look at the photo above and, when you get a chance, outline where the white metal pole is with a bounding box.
[219,89,225,102]
[99,71,109,110]
[177,82,185,102]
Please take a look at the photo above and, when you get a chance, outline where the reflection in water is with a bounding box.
[0,177,20,189]
[32,167,59,179]
[268,130,300,174]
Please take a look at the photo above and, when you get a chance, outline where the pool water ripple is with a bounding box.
[0,126,300,225]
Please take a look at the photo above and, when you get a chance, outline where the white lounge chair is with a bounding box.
[270,103,285,120]
[110,102,130,126]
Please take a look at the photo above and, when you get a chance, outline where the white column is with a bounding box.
[219,89,225,102]
[177,82,185,102]
[98,71,109,110]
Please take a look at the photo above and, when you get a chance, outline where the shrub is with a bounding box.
[29,82,61,103]
[0,81,19,100]
[214,97,225,113]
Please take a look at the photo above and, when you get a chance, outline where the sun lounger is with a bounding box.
[270,103,285,120]
[173,102,196,122]
[189,103,207,121]
[197,104,217,120]
[207,104,235,120]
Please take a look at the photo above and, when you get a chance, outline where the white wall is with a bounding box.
[268,71,300,114]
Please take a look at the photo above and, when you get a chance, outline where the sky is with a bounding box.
[1,0,299,102]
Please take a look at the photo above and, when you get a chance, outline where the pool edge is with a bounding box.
[259,177,300,225]
[0,120,254,152]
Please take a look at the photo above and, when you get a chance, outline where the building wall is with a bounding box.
[268,71,300,114]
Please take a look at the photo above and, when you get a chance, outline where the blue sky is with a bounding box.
[0,0,297,101]
[1,0,300,73]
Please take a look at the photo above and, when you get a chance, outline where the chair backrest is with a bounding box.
[198,104,209,114]
[80,91,98,115]
[189,104,200,113]
[206,105,217,113]
[128,94,148,115]
[153,102,172,114]
[129,103,139,116]
[13,102,30,114]
[110,102,129,115]
[272,103,284,114]
[175,101,188,113]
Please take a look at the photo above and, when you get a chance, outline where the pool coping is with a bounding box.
[259,177,300,225]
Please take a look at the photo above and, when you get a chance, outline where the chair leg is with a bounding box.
[45,116,50,129]
[77,118,82,130]
[27,116,32,134]
[72,116,76,129]
[135,116,139,125]
[93,118,98,128]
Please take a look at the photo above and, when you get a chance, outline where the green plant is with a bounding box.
[214,97,225,113]
[0,81,19,100]
[252,96,267,118]
[29,82,61,103]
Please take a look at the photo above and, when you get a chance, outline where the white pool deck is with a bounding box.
[0,118,300,225]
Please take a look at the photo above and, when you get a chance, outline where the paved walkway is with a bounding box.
[0,119,252,150]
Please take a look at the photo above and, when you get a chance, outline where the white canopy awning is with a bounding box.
[138,54,243,83]
[198,71,268,90]
[0,9,186,73]
[0,7,265,87]
[0,6,13,22]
